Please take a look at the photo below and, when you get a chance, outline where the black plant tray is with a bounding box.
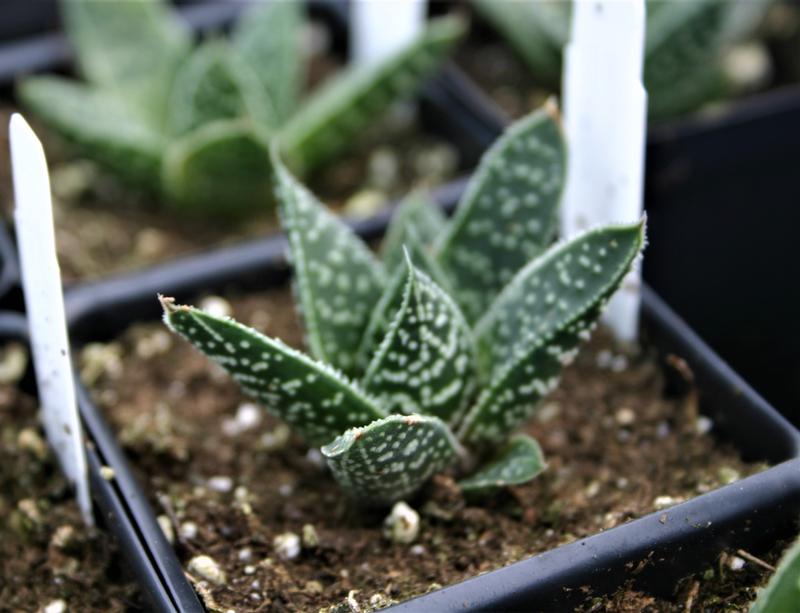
[62,178,800,611]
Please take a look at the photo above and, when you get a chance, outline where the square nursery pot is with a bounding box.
[60,180,800,612]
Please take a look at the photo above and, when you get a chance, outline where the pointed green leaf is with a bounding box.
[233,0,303,123]
[17,76,163,186]
[162,298,385,446]
[382,192,447,274]
[750,534,800,613]
[167,41,277,136]
[437,104,566,323]
[469,0,564,85]
[62,0,190,125]
[274,155,384,374]
[362,256,476,425]
[356,230,452,371]
[459,434,546,494]
[322,414,460,505]
[645,0,729,118]
[280,15,466,174]
[162,119,272,216]
[460,221,645,445]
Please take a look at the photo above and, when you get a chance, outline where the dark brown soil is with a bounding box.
[83,286,772,612]
[0,20,458,284]
[0,343,140,611]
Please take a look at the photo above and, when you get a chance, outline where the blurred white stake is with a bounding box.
[10,114,92,526]
[352,0,426,66]
[562,0,647,345]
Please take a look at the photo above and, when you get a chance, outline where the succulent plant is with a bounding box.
[161,103,645,505]
[470,0,772,118]
[18,0,464,217]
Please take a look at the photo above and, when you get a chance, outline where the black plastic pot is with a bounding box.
[0,311,203,612]
[62,178,800,611]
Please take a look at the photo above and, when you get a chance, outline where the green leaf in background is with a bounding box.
[162,119,272,217]
[233,0,304,124]
[280,14,466,175]
[274,154,384,374]
[459,434,546,493]
[381,191,447,274]
[162,297,386,446]
[322,414,460,504]
[363,255,476,425]
[17,76,163,186]
[437,103,566,323]
[460,221,645,445]
[61,0,190,126]
[167,40,278,136]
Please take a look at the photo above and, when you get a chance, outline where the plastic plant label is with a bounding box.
[9,114,92,525]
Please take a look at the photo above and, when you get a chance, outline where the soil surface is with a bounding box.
[84,286,773,612]
[0,20,459,283]
[0,343,141,611]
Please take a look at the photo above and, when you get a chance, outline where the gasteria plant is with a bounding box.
[749,534,800,613]
[17,0,464,216]
[161,102,645,504]
[471,0,772,118]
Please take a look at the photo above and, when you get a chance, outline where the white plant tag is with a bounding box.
[351,0,427,66]
[562,0,647,345]
[9,114,92,526]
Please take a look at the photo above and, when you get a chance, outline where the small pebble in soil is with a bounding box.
[367,147,400,191]
[369,592,393,608]
[695,415,714,435]
[222,402,262,436]
[50,525,77,552]
[134,329,172,359]
[157,515,175,544]
[729,555,747,571]
[653,495,681,510]
[180,521,198,540]
[383,501,420,544]
[42,599,67,613]
[410,544,426,556]
[614,407,635,426]
[199,296,232,319]
[343,189,387,219]
[18,427,47,460]
[244,565,256,575]
[274,531,301,560]
[302,523,320,548]
[207,475,233,493]
[718,466,741,485]
[238,547,252,562]
[100,465,115,480]
[261,423,291,451]
[305,580,324,594]
[0,342,27,385]
[188,554,227,585]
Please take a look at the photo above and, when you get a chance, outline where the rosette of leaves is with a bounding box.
[17,0,465,217]
[162,103,645,505]
[470,0,772,119]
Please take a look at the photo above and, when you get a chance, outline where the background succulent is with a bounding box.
[162,104,645,505]
[470,0,772,119]
[18,0,464,216]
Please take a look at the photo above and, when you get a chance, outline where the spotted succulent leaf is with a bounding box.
[279,15,466,174]
[233,0,303,123]
[436,103,566,323]
[166,41,278,136]
[62,0,190,125]
[321,414,460,504]
[356,230,453,371]
[459,434,546,494]
[162,119,272,217]
[382,192,447,274]
[362,255,476,425]
[459,221,645,445]
[17,76,163,186]
[750,534,800,613]
[274,155,384,374]
[161,297,386,446]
